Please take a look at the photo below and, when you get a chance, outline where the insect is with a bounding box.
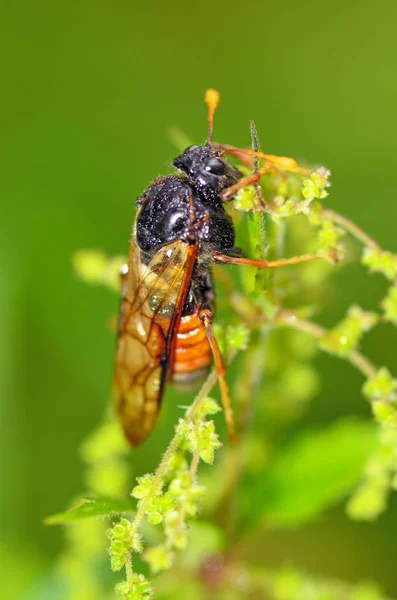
[113,90,326,446]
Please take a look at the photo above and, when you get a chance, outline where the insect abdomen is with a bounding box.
[171,309,211,388]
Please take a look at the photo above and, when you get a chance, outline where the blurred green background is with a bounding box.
[2,1,397,597]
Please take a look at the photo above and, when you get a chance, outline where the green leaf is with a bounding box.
[45,496,135,525]
[240,419,378,529]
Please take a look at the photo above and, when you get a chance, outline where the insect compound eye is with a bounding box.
[205,158,226,175]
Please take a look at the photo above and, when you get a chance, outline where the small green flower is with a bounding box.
[168,471,205,518]
[102,255,129,292]
[111,555,127,572]
[168,471,193,497]
[363,367,397,402]
[347,429,397,521]
[110,519,134,543]
[72,250,108,285]
[195,397,221,419]
[196,421,222,464]
[307,200,323,225]
[176,419,196,451]
[321,305,378,356]
[382,285,397,325]
[131,474,157,500]
[362,247,397,280]
[106,519,143,571]
[115,574,153,599]
[275,197,301,217]
[72,249,127,291]
[317,219,344,253]
[234,185,257,212]
[144,492,175,525]
[276,179,289,197]
[347,474,389,521]
[176,418,221,464]
[372,401,397,427]
[225,323,250,351]
[144,545,173,574]
[301,170,330,200]
[164,510,188,550]
[163,451,188,481]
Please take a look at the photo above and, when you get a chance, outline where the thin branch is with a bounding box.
[125,552,134,586]
[176,443,202,534]
[130,357,237,536]
[131,430,183,534]
[276,311,377,380]
[322,208,381,250]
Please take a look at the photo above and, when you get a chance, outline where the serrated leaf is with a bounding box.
[45,496,135,525]
[240,419,378,529]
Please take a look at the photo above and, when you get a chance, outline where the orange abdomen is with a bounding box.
[171,308,212,387]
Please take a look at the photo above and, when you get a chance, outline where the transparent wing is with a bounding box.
[113,238,196,446]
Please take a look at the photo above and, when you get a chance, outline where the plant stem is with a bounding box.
[190,442,202,477]
[124,367,224,581]
[276,311,377,380]
[176,444,202,535]
[125,551,134,586]
[322,208,381,250]
[130,362,232,536]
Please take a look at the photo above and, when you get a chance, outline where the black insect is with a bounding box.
[113,89,319,446]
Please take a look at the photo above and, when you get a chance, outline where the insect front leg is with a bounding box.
[215,143,311,175]
[199,305,236,441]
[217,142,312,203]
[220,168,268,202]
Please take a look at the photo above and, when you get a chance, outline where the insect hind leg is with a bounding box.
[199,305,236,441]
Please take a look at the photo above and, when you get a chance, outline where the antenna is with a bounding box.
[204,89,220,144]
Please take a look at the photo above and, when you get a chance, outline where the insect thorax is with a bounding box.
[135,175,236,261]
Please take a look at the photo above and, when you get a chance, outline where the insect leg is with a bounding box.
[199,305,236,441]
[215,143,311,175]
[220,168,269,202]
[216,143,253,166]
[212,251,336,268]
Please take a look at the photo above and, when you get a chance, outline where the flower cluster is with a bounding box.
[320,305,378,356]
[104,396,223,597]
[72,249,126,291]
[115,575,153,600]
[362,247,397,280]
[301,170,330,200]
[347,427,397,522]
[315,218,344,257]
[233,169,331,219]
[107,518,143,571]
[382,285,397,325]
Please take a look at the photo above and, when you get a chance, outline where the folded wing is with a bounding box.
[113,238,197,446]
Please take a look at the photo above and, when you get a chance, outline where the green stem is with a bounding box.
[189,442,202,477]
[130,362,232,537]
[125,551,134,586]
[322,208,381,250]
[176,443,202,535]
[276,311,377,380]
[131,433,183,534]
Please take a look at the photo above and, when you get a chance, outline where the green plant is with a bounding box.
[48,125,397,600]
